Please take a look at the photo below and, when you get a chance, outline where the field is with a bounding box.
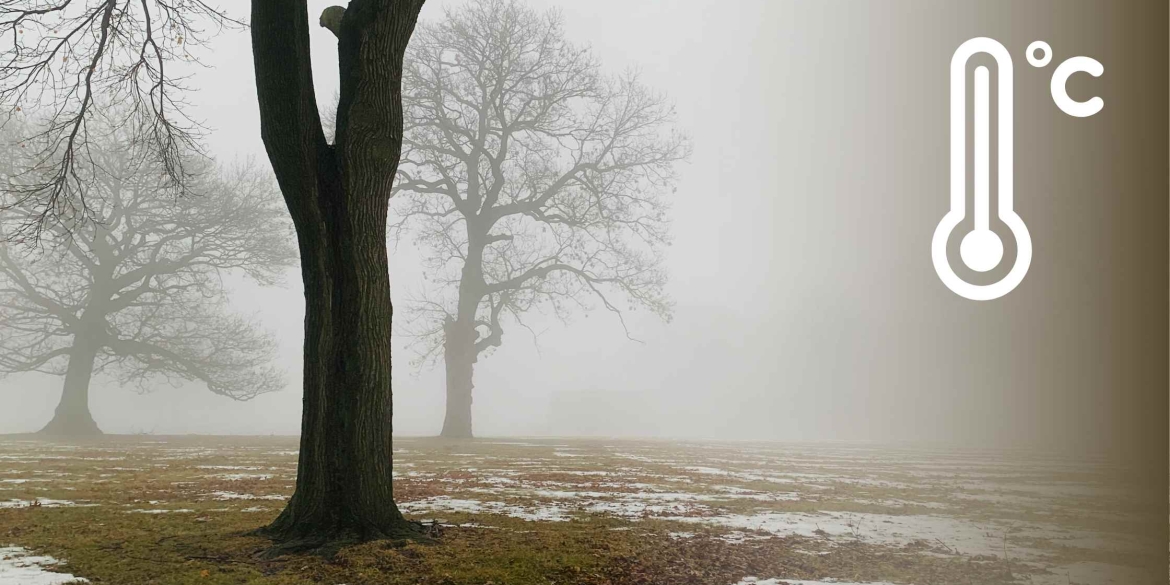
[0,436,1158,585]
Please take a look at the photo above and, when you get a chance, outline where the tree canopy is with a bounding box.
[0,120,296,432]
[0,0,241,234]
[392,0,688,436]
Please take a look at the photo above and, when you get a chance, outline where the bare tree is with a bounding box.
[0,0,428,549]
[0,121,295,435]
[0,0,237,236]
[394,0,688,438]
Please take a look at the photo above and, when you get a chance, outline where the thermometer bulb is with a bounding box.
[960,229,1004,272]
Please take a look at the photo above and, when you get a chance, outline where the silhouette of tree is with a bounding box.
[0,125,295,435]
[394,0,688,438]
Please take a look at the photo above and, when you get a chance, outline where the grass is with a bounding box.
[1,507,1021,584]
[0,436,1159,585]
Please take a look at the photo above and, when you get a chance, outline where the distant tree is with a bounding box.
[394,0,689,438]
[0,125,296,436]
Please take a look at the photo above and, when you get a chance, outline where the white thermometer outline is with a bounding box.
[932,37,1032,301]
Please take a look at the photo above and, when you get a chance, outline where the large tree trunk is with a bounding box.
[440,317,477,438]
[262,175,410,550]
[250,0,426,552]
[38,342,101,436]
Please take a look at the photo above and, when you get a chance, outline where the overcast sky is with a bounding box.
[1,1,1161,457]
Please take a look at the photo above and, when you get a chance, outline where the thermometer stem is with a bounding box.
[974,65,990,232]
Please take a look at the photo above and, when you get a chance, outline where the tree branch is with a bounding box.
[251,0,331,223]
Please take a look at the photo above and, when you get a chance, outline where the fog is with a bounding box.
[1,0,1164,461]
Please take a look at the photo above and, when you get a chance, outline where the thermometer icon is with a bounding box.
[933,37,1104,300]
[933,37,1031,301]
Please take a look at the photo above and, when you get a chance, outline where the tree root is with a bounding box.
[251,518,439,559]
[36,414,103,437]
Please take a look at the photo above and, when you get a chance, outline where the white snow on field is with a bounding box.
[126,509,194,514]
[0,546,87,585]
[204,491,286,501]
[401,489,724,521]
[205,473,273,481]
[615,453,656,463]
[582,499,705,519]
[522,489,611,500]
[734,579,897,585]
[467,483,797,508]
[0,500,89,509]
[399,496,570,522]
[670,511,1123,561]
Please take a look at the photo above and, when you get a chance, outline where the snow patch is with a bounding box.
[734,579,898,585]
[0,546,87,585]
[0,500,89,509]
[399,497,570,522]
[204,491,286,501]
[671,511,1072,559]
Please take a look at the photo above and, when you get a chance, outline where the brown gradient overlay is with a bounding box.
[777,0,1168,570]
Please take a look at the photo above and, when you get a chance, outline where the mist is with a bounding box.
[0,0,1163,462]
[0,2,1164,583]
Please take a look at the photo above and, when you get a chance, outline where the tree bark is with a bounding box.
[261,172,412,550]
[440,317,476,438]
[250,0,425,552]
[38,341,101,436]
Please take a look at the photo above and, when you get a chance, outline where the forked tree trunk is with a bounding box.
[38,342,101,436]
[250,0,425,551]
[440,317,477,439]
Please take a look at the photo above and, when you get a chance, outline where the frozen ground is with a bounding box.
[0,546,85,585]
[0,437,1159,584]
